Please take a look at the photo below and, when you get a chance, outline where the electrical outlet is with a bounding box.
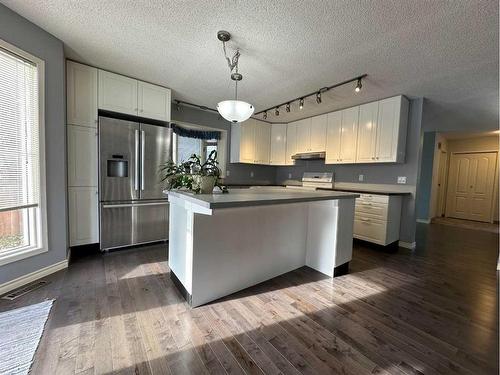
[288,173,292,179]
[226,170,230,177]
[397,176,407,184]
[250,171,254,178]
[358,174,364,182]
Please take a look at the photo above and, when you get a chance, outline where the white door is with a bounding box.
[375,96,400,162]
[254,120,271,164]
[138,81,171,121]
[356,101,378,163]
[270,123,287,165]
[436,150,448,216]
[309,114,327,152]
[68,187,99,246]
[338,106,359,163]
[296,118,311,153]
[325,111,341,163]
[446,152,497,222]
[67,125,98,187]
[240,119,256,163]
[66,61,98,128]
[285,122,297,165]
[98,70,138,115]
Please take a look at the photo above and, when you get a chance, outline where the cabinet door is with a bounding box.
[309,114,327,152]
[375,96,400,162]
[356,101,378,163]
[338,106,359,163]
[69,187,98,246]
[285,122,297,165]
[270,123,287,165]
[98,70,138,115]
[296,118,311,153]
[325,111,341,163]
[239,119,256,163]
[254,120,270,164]
[138,81,171,121]
[67,125,98,187]
[67,61,97,128]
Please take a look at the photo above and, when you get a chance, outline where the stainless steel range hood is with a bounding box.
[291,151,326,160]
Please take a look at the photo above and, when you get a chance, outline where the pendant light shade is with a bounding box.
[217,100,254,123]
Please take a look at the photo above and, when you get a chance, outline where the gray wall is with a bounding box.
[276,98,424,243]
[0,5,67,284]
[416,131,436,220]
[171,106,277,185]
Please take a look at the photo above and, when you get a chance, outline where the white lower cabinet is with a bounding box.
[68,187,99,246]
[353,194,402,246]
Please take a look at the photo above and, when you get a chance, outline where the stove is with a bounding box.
[286,172,334,190]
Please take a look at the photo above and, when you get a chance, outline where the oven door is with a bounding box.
[100,200,169,250]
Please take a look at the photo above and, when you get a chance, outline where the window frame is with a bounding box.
[0,38,48,266]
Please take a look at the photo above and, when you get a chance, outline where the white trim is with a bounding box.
[416,218,431,224]
[0,259,68,296]
[398,241,416,249]
[0,246,48,267]
[333,182,416,195]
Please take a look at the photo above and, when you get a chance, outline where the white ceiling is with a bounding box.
[2,0,498,127]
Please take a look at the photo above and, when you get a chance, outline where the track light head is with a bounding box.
[176,100,181,111]
[316,92,322,104]
[263,111,267,120]
[355,78,362,92]
[275,107,280,116]
[286,103,291,112]
[299,98,304,110]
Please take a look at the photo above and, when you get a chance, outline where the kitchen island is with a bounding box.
[167,188,359,307]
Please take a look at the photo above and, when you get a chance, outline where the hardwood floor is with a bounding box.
[0,222,497,374]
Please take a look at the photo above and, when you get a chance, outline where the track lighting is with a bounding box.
[176,100,181,111]
[263,111,267,120]
[299,98,304,110]
[355,78,362,92]
[285,103,291,112]
[275,107,280,116]
[316,92,322,104]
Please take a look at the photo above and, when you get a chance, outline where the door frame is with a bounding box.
[444,150,499,223]
[436,149,449,217]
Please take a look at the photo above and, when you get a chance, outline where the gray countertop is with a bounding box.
[166,188,359,209]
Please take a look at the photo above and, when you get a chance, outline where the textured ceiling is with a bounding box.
[1,0,498,128]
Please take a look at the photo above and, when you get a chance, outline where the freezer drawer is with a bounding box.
[100,201,169,250]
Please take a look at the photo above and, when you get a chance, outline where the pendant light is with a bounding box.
[216,31,254,123]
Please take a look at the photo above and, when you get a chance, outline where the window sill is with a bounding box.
[0,246,48,267]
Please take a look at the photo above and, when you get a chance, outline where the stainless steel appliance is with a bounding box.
[98,115,172,250]
[291,151,326,160]
[286,172,334,190]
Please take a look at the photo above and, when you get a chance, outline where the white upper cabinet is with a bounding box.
[67,125,98,187]
[375,96,408,163]
[98,70,138,116]
[310,114,327,152]
[66,61,97,128]
[138,81,171,121]
[285,122,297,165]
[270,123,287,165]
[356,101,379,163]
[325,111,342,163]
[338,106,359,163]
[254,120,271,164]
[296,118,312,153]
[230,119,256,164]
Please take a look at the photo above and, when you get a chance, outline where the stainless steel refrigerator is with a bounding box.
[98,115,172,250]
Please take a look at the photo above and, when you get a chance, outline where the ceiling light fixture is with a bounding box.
[275,107,280,116]
[299,98,304,110]
[355,78,362,92]
[285,103,291,112]
[316,92,322,104]
[263,111,267,119]
[216,30,254,123]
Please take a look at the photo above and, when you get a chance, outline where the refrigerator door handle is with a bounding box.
[102,202,169,209]
[141,130,145,191]
[134,129,140,191]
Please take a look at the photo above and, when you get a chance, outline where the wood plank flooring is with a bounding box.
[0,222,497,374]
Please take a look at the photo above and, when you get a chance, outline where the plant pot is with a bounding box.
[193,175,216,194]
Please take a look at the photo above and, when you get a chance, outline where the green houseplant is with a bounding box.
[160,150,228,194]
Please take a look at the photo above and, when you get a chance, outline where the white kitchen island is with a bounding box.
[167,188,359,307]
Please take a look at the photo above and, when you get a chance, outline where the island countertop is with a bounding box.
[166,188,359,209]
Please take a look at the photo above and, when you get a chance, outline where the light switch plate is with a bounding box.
[226,170,230,177]
[358,174,364,182]
[288,173,292,179]
[397,176,407,184]
[250,171,254,178]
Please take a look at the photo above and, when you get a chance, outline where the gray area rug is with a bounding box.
[0,300,53,375]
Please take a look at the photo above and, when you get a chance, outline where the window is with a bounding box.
[0,40,46,265]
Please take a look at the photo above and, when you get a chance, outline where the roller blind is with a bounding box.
[0,47,39,212]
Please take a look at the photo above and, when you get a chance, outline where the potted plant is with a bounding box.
[160,150,228,194]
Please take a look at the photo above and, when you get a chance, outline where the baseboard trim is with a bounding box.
[398,241,416,249]
[0,259,68,296]
[416,219,431,224]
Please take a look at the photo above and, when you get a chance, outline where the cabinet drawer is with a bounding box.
[353,217,387,243]
[357,193,389,204]
[355,201,388,218]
